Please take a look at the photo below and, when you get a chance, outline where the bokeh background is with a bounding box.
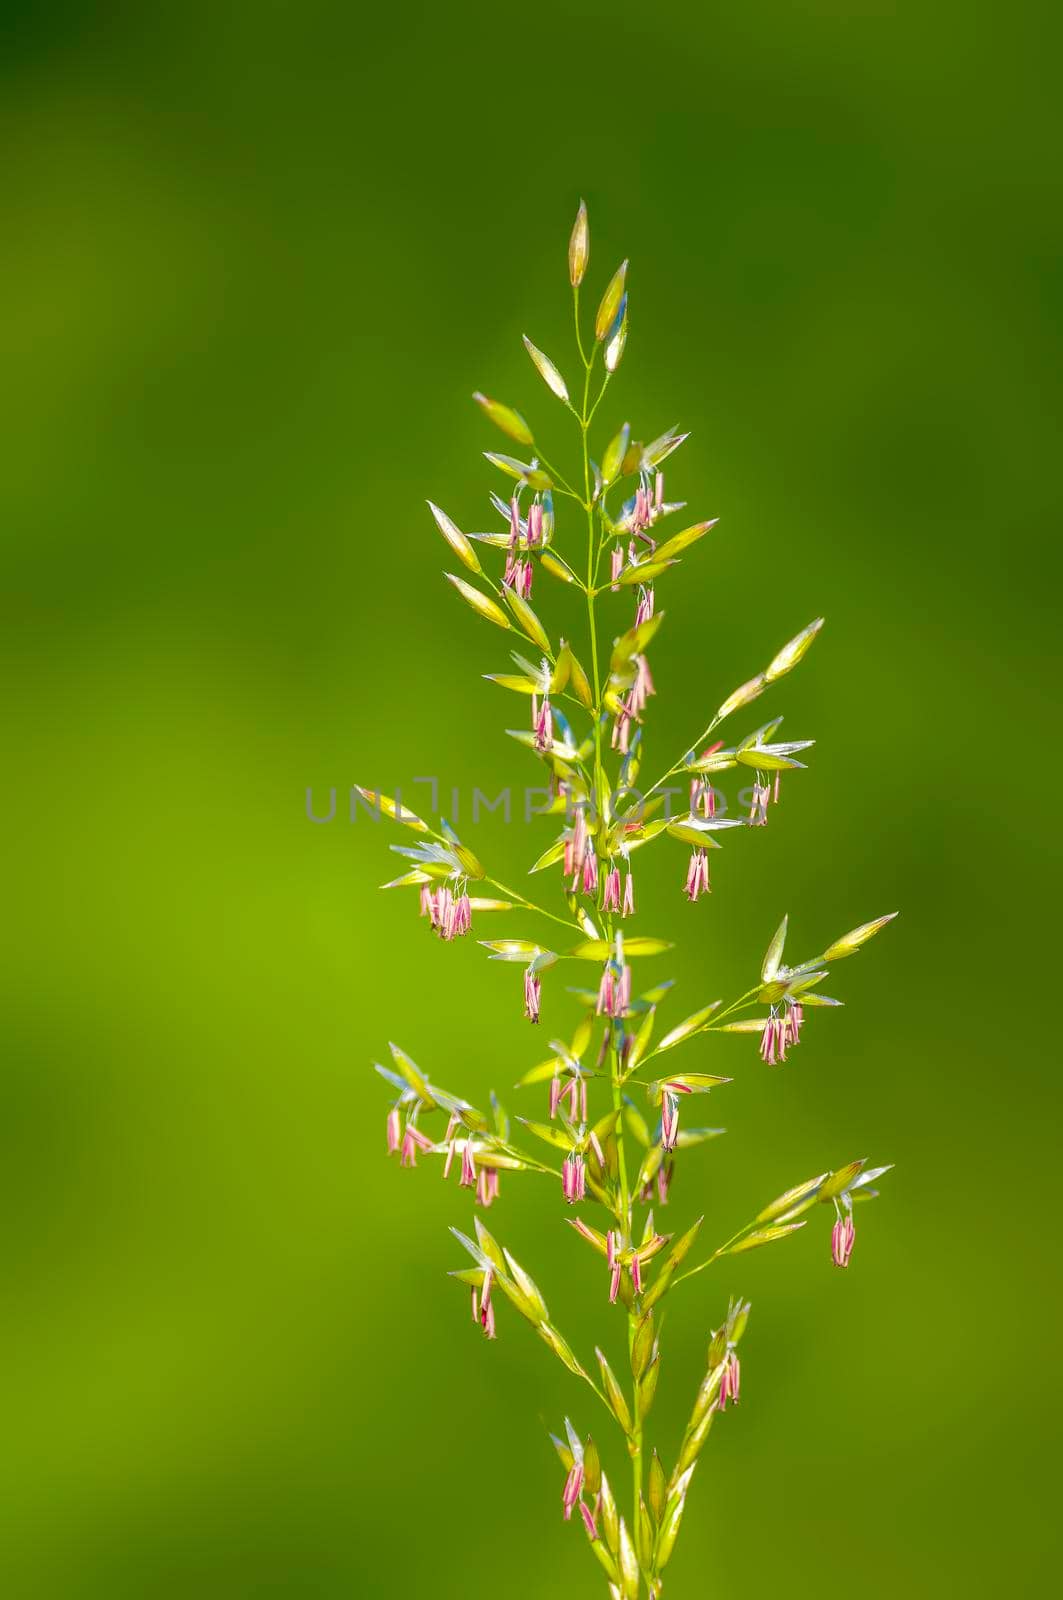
[4,2,1061,1595]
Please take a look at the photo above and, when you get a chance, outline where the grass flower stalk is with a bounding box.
[360,203,897,1596]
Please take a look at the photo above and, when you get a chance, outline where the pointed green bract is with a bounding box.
[445,571,511,629]
[761,915,788,981]
[484,672,539,694]
[766,616,824,681]
[615,557,675,585]
[823,912,898,960]
[504,586,552,653]
[596,1347,633,1433]
[717,672,766,720]
[653,519,718,561]
[503,1247,549,1320]
[427,500,482,573]
[352,786,430,832]
[596,260,628,340]
[484,451,552,491]
[568,200,589,287]
[388,1042,435,1106]
[473,391,534,446]
[756,1174,827,1223]
[602,422,630,486]
[820,1158,867,1199]
[648,1451,667,1524]
[658,1002,720,1051]
[541,550,577,584]
[728,1221,806,1253]
[523,335,570,403]
[617,1516,639,1598]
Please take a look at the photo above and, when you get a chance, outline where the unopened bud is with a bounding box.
[648,1450,667,1524]
[569,200,590,287]
[604,299,628,372]
[583,1435,602,1495]
[427,500,482,575]
[473,392,534,447]
[596,261,628,340]
[523,335,570,404]
[717,672,766,721]
[765,616,824,682]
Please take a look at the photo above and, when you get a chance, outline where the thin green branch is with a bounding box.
[485,876,584,935]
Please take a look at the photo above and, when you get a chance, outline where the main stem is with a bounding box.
[575,288,644,1581]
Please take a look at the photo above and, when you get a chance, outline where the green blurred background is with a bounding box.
[4,2,1060,1595]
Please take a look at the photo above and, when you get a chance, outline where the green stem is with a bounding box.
[485,876,583,935]
[675,1221,751,1286]
[573,284,590,369]
[533,449,582,501]
[638,713,723,807]
[627,987,762,1077]
[573,287,648,1579]
[587,370,611,429]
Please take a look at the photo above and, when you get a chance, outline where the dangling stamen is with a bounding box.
[533,693,553,753]
[562,1151,586,1204]
[625,656,653,717]
[400,1124,433,1168]
[661,1089,680,1152]
[453,889,471,937]
[683,848,710,902]
[565,805,589,888]
[596,959,630,1019]
[597,1024,610,1069]
[442,1115,459,1178]
[611,701,632,754]
[691,774,717,818]
[524,967,542,1024]
[719,1350,741,1410]
[562,1462,584,1521]
[831,1209,856,1268]
[759,1008,788,1065]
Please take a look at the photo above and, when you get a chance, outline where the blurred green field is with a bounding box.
[3,2,1061,1595]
